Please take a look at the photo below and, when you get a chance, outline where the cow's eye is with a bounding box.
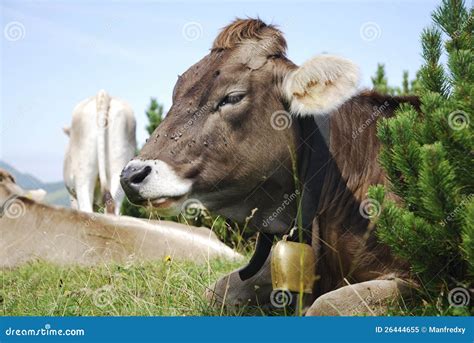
[218,93,245,108]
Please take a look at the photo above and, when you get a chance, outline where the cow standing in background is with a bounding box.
[64,90,136,214]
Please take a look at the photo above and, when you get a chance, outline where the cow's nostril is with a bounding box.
[130,166,152,184]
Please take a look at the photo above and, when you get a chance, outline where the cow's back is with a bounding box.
[106,98,136,173]
[63,93,136,213]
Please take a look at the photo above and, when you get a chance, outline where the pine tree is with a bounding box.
[371,64,417,95]
[410,70,423,95]
[368,0,473,314]
[145,98,164,135]
[371,63,391,94]
[401,70,410,95]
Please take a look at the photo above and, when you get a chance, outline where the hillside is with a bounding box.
[0,161,70,207]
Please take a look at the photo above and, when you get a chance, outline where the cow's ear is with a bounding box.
[283,55,360,116]
[63,126,71,136]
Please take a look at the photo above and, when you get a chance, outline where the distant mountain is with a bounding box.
[0,161,43,189]
[0,161,70,207]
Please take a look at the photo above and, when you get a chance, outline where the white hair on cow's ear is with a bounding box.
[283,55,360,116]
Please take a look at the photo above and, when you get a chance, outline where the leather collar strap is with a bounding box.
[238,232,274,280]
[238,116,330,281]
[292,115,330,246]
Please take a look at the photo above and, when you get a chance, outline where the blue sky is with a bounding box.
[1,0,439,182]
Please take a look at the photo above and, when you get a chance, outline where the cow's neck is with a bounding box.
[242,115,332,238]
[238,115,333,283]
[294,115,331,244]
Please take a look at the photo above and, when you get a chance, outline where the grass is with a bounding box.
[1,203,273,316]
[2,258,469,316]
[0,258,270,316]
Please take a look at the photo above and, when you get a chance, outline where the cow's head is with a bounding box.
[121,19,359,234]
[0,169,46,204]
[0,169,22,201]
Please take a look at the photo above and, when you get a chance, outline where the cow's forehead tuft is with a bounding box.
[212,18,287,55]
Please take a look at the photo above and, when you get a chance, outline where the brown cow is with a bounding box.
[120,19,418,315]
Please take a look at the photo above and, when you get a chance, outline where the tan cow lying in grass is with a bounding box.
[0,169,241,268]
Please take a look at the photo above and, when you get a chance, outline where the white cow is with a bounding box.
[63,90,136,214]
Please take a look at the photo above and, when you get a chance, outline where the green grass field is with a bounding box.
[1,259,259,316]
[2,258,470,316]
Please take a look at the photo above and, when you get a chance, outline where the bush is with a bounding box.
[368,0,473,314]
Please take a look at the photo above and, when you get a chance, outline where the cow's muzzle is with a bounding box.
[120,164,152,204]
[120,159,193,208]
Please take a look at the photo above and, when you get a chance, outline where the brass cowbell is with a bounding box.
[271,236,316,294]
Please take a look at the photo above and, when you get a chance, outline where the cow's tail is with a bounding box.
[96,89,111,193]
